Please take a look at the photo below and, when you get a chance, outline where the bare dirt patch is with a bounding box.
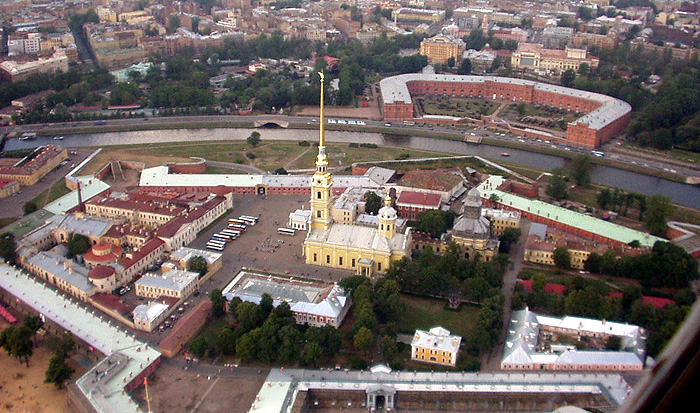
[0,334,84,413]
[77,149,193,176]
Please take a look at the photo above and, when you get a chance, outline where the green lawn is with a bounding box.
[397,295,479,339]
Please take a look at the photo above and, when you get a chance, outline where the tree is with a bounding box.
[22,201,39,215]
[273,167,288,175]
[561,69,576,87]
[645,195,674,235]
[0,232,17,265]
[353,326,374,355]
[364,191,382,215]
[569,154,593,186]
[66,233,90,258]
[498,227,521,254]
[259,293,274,316]
[209,288,226,317]
[553,246,572,270]
[235,301,264,333]
[380,335,398,365]
[584,252,603,273]
[278,325,302,362]
[416,210,456,238]
[23,315,44,347]
[302,341,322,366]
[247,131,261,147]
[187,255,208,278]
[578,62,590,76]
[0,325,34,367]
[545,169,568,200]
[189,336,210,359]
[457,58,472,75]
[44,355,74,389]
[446,57,456,68]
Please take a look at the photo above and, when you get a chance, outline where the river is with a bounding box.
[6,128,700,210]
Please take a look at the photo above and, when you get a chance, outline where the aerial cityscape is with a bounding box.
[0,0,699,412]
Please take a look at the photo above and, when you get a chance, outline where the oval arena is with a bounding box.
[379,74,632,149]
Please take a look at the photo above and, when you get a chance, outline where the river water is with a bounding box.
[6,128,700,210]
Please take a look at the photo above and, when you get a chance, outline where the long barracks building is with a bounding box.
[379,74,631,148]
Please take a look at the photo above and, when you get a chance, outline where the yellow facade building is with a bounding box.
[411,326,461,367]
[420,34,465,64]
[303,72,410,276]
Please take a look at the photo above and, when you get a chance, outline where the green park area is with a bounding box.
[499,103,580,132]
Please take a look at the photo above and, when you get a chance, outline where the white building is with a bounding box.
[135,269,199,300]
[133,301,170,332]
[288,208,312,231]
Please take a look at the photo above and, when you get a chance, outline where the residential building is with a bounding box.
[167,247,222,277]
[511,43,599,74]
[420,34,465,64]
[134,268,199,300]
[502,308,645,371]
[0,49,69,83]
[411,326,461,366]
[462,49,496,73]
[392,7,445,24]
[395,190,442,220]
[133,301,170,332]
[0,145,68,186]
[482,207,521,237]
[541,27,574,49]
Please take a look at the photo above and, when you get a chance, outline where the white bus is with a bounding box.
[206,243,225,251]
[210,236,227,244]
[239,215,259,225]
[220,229,239,238]
[230,224,246,232]
[591,150,605,157]
[277,227,296,236]
[402,120,416,126]
[207,239,226,247]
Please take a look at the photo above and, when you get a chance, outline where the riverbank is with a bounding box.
[21,117,690,184]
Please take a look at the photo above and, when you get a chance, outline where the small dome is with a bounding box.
[89,265,116,280]
[379,205,397,220]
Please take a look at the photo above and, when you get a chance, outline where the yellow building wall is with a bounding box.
[304,240,400,274]
[412,346,456,366]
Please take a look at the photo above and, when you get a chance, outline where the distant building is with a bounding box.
[451,188,499,260]
[0,179,20,198]
[0,145,68,186]
[462,49,496,73]
[541,27,574,49]
[411,326,462,366]
[420,34,465,64]
[511,43,599,74]
[482,207,520,237]
[0,49,69,82]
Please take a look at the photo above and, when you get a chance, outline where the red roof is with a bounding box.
[518,280,566,295]
[88,265,116,280]
[396,191,442,208]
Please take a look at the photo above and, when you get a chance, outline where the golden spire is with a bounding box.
[316,71,328,171]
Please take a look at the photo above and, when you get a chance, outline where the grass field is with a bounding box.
[397,295,480,338]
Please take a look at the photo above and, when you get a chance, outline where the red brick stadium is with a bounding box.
[379,74,631,148]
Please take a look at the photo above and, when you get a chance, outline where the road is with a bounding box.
[0,148,91,219]
[5,114,699,180]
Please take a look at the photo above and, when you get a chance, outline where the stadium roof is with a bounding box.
[378,74,632,131]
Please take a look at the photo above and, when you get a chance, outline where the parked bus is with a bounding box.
[207,239,226,246]
[230,224,246,231]
[206,243,225,251]
[213,233,232,241]
[206,242,226,250]
[239,215,259,225]
[402,120,416,126]
[591,150,605,157]
[226,226,242,234]
[228,218,245,225]
[277,227,296,236]
[220,229,239,238]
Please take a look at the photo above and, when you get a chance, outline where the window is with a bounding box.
[377,262,382,271]
[313,253,317,262]
[317,191,321,199]
[317,210,321,218]
[339,257,343,266]
[351,258,356,267]
[326,255,330,264]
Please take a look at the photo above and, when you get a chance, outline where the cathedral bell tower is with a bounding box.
[310,71,334,231]
[378,193,397,239]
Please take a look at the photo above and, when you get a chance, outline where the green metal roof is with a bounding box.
[477,176,665,248]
